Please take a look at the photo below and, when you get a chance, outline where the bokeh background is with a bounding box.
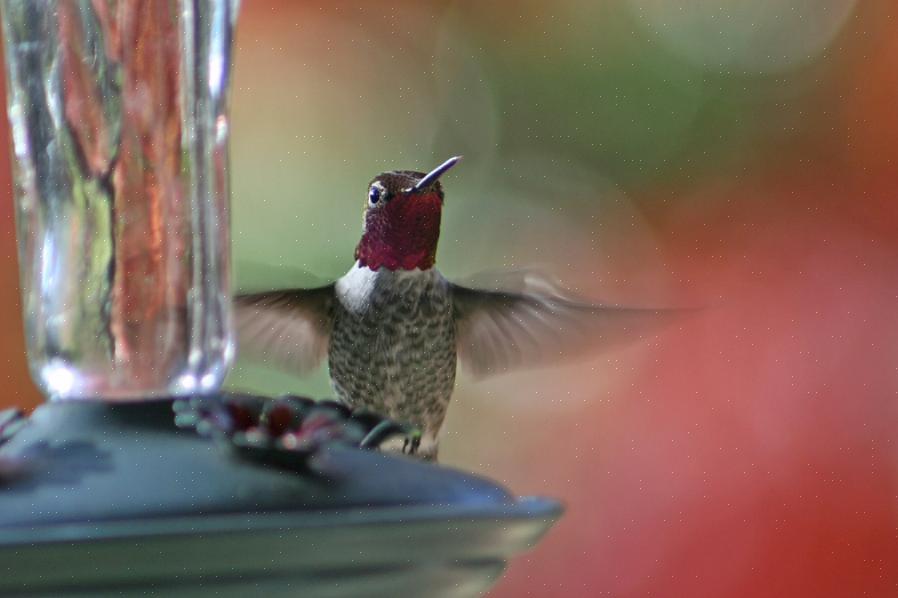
[2,1,898,596]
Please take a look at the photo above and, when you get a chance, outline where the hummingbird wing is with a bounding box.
[450,271,685,379]
[234,286,335,374]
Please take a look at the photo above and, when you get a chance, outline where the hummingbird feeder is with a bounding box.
[0,1,560,595]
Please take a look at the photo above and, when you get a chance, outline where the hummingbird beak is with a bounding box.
[411,156,462,193]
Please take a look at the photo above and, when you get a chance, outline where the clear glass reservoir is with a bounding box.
[0,0,240,399]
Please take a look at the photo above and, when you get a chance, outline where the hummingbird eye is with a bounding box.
[368,186,383,206]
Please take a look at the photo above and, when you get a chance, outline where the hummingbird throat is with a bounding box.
[354,192,442,271]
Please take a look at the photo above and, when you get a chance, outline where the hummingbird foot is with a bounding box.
[404,432,439,462]
[371,429,438,461]
[402,431,421,456]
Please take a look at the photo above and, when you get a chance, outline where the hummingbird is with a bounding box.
[235,157,674,460]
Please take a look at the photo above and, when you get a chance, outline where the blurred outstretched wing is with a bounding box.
[451,271,685,379]
[234,286,335,374]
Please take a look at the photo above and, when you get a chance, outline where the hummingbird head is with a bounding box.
[355,156,461,271]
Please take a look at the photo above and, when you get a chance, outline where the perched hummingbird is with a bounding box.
[235,157,672,459]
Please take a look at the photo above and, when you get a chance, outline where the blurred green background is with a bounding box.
[221,4,898,596]
[227,0,727,396]
[2,1,897,596]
